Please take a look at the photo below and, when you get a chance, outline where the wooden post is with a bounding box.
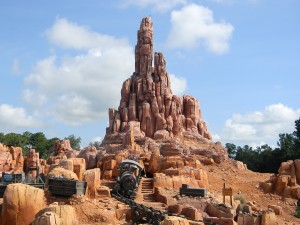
[222,183,233,206]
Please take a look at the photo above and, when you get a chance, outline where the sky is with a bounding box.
[0,0,299,148]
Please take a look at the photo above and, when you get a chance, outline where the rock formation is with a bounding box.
[48,140,77,165]
[105,16,212,142]
[259,159,300,199]
[1,183,45,225]
[0,143,24,175]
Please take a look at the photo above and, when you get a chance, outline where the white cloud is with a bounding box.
[219,103,300,145]
[25,18,187,127]
[91,136,102,143]
[169,73,187,95]
[167,4,234,54]
[24,18,134,126]
[0,104,41,128]
[45,18,129,50]
[11,59,21,75]
[120,0,187,12]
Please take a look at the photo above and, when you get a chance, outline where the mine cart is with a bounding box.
[0,166,45,197]
[179,184,207,197]
[48,178,87,196]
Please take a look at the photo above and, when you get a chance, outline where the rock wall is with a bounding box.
[0,143,24,175]
[105,16,211,142]
[259,159,300,199]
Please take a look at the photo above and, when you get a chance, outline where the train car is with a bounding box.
[113,159,143,198]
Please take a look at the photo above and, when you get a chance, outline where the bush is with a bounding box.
[234,195,246,204]
[295,206,300,218]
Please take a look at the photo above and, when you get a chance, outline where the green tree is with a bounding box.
[277,133,295,161]
[65,134,81,150]
[45,137,60,159]
[29,132,49,159]
[89,141,101,149]
[293,117,300,158]
[3,133,27,148]
[225,143,237,159]
[0,132,5,143]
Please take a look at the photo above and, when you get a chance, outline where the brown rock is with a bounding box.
[259,182,273,193]
[206,204,234,219]
[32,212,61,225]
[154,129,170,140]
[36,205,78,225]
[294,159,300,184]
[102,16,212,144]
[78,146,101,169]
[181,206,201,220]
[83,168,101,198]
[268,205,282,215]
[261,211,276,225]
[58,159,73,171]
[25,148,40,178]
[274,175,290,195]
[70,158,86,180]
[95,186,111,198]
[168,204,183,214]
[1,183,45,225]
[160,216,189,225]
[48,167,78,180]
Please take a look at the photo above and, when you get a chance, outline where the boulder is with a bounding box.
[206,204,234,219]
[205,217,237,225]
[70,158,86,180]
[78,146,100,169]
[267,205,282,215]
[160,216,189,225]
[160,141,185,156]
[261,211,276,225]
[48,167,78,180]
[153,130,169,140]
[294,159,300,183]
[1,183,45,225]
[274,175,289,195]
[83,168,101,198]
[181,206,201,220]
[35,205,78,225]
[259,182,273,193]
[32,212,61,225]
[95,186,111,198]
[58,159,73,171]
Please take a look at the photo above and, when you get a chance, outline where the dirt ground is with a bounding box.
[206,159,300,225]
[1,159,299,224]
[50,159,300,225]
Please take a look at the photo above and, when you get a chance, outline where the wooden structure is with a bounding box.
[222,183,233,206]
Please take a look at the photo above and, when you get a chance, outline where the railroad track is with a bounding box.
[112,177,217,225]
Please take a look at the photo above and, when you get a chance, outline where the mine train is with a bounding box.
[113,159,144,198]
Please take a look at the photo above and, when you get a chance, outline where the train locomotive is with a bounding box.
[113,159,143,199]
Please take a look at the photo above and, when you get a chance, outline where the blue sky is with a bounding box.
[0,0,299,148]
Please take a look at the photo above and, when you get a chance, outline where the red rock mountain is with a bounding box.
[105,16,212,142]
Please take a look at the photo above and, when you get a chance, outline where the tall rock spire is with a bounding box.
[135,16,153,76]
[104,17,212,142]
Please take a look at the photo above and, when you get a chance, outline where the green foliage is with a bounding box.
[65,134,81,150]
[225,143,236,159]
[0,131,78,160]
[227,117,300,173]
[295,206,300,218]
[89,141,101,149]
[233,195,246,204]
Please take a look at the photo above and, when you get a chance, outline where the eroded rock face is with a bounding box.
[104,16,212,143]
[0,144,24,174]
[35,205,78,225]
[1,183,45,225]
[259,159,300,199]
[78,146,102,170]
